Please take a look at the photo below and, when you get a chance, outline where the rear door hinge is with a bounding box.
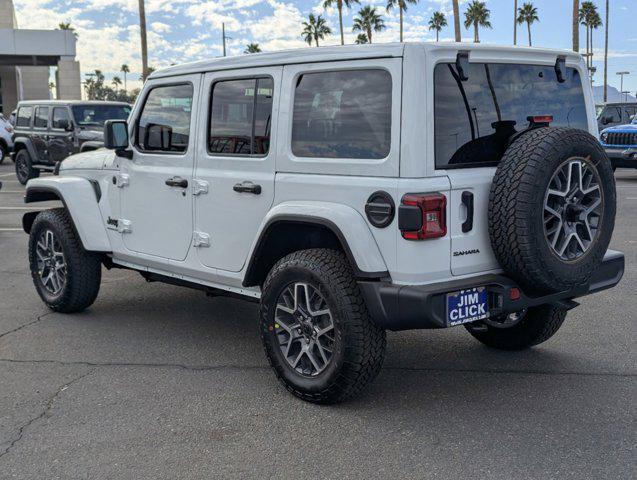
[193,231,210,247]
[192,179,209,195]
[114,173,129,188]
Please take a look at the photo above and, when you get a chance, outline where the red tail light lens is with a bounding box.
[400,193,447,240]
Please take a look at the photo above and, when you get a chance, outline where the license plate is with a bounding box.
[446,287,489,327]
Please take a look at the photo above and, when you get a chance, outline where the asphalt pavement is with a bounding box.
[0,160,635,479]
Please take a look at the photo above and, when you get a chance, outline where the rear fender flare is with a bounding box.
[13,137,37,160]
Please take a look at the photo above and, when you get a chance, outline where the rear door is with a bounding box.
[193,67,280,272]
[434,60,589,276]
[32,106,50,163]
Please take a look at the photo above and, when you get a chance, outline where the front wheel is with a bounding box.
[28,208,102,313]
[0,143,7,164]
[464,304,567,351]
[260,249,386,404]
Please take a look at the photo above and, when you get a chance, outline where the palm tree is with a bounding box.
[580,2,601,69]
[513,0,518,45]
[352,6,385,44]
[603,0,609,102]
[138,0,149,81]
[452,0,461,41]
[112,76,122,93]
[355,33,369,44]
[323,0,359,45]
[517,3,539,46]
[120,64,130,93]
[302,14,332,47]
[386,0,418,43]
[464,1,492,43]
[58,22,78,39]
[588,10,602,70]
[245,43,262,53]
[572,0,579,52]
[428,11,447,42]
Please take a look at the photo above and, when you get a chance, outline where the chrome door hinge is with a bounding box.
[114,173,129,188]
[117,218,132,234]
[193,231,210,247]
[192,179,209,195]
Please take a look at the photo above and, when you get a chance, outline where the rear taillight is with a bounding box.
[399,193,447,240]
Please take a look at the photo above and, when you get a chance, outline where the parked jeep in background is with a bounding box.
[12,100,131,184]
[0,113,14,164]
[596,102,637,131]
[600,114,637,169]
[22,44,624,404]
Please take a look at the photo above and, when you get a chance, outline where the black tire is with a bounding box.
[260,249,386,404]
[0,143,7,164]
[15,149,39,185]
[464,305,567,350]
[489,127,616,293]
[28,208,102,313]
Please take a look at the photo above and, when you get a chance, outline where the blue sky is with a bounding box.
[15,0,637,93]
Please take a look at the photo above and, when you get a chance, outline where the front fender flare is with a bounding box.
[246,201,388,278]
[24,176,111,252]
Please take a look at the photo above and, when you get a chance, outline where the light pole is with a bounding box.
[616,71,630,102]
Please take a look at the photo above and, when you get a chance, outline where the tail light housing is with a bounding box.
[399,193,447,240]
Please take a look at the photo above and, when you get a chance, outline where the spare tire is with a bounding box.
[489,127,616,293]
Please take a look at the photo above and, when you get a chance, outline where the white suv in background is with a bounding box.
[21,44,623,403]
[0,113,14,164]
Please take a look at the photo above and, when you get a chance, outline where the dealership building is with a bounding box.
[0,0,81,116]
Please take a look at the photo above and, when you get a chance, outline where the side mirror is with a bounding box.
[104,120,129,150]
[145,123,173,151]
[65,120,74,132]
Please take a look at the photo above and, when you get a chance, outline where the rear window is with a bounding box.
[16,106,33,127]
[434,63,588,169]
[291,69,392,159]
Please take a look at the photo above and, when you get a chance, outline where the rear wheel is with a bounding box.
[0,143,7,164]
[15,149,39,185]
[260,249,386,404]
[464,304,567,350]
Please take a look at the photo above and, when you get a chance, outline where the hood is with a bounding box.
[601,123,637,134]
[59,149,115,172]
[76,127,105,141]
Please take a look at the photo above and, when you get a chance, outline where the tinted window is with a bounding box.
[209,77,273,156]
[34,107,49,128]
[71,104,130,127]
[16,106,33,127]
[292,70,392,159]
[136,84,193,153]
[52,107,70,129]
[434,63,588,168]
[602,107,621,123]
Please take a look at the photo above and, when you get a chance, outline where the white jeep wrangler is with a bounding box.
[23,43,624,404]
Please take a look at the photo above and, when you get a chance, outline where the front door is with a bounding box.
[48,106,74,162]
[119,76,200,261]
[193,67,280,272]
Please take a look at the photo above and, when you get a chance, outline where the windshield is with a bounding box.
[71,104,131,127]
[434,63,588,168]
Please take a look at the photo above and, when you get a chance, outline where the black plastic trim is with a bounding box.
[360,250,624,331]
[365,191,395,228]
[461,191,474,233]
[398,204,422,231]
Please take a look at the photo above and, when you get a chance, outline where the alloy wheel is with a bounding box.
[35,229,67,295]
[273,282,335,376]
[543,158,603,261]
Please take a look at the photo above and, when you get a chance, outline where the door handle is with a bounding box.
[233,181,261,195]
[461,191,474,233]
[165,176,188,188]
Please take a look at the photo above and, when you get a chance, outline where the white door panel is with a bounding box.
[447,168,499,276]
[194,67,281,272]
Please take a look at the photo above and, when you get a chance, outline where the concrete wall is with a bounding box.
[0,0,17,29]
[0,66,17,115]
[56,58,81,100]
[19,66,50,101]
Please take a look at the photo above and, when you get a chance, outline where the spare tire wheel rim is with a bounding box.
[543,157,603,261]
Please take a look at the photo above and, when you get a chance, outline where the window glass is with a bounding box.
[16,106,33,127]
[34,107,49,128]
[71,104,130,127]
[137,84,193,153]
[623,106,636,120]
[291,70,392,159]
[434,63,588,168]
[52,107,70,129]
[605,107,621,123]
[209,77,273,156]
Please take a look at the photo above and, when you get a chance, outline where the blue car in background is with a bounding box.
[600,115,637,170]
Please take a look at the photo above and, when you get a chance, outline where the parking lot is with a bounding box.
[0,160,634,479]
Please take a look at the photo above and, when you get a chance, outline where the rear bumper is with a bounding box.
[359,250,625,331]
[604,147,637,168]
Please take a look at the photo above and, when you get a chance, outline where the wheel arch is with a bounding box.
[13,136,37,159]
[243,206,389,288]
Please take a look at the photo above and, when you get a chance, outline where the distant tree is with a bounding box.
[452,0,461,41]
[112,76,122,93]
[355,33,369,44]
[58,22,78,39]
[464,0,492,43]
[352,6,385,44]
[428,11,447,42]
[386,0,418,43]
[302,14,332,47]
[580,1,602,68]
[517,2,539,46]
[120,64,130,93]
[572,0,579,52]
[245,43,262,53]
[323,0,360,45]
